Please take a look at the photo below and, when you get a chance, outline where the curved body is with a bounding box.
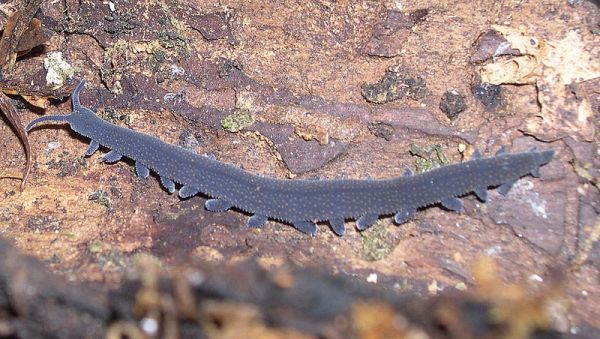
[26,81,555,235]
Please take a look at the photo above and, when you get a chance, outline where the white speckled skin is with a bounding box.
[26,80,555,236]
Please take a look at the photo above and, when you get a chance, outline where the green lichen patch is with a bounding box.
[43,52,77,89]
[88,241,145,273]
[409,143,449,173]
[89,189,111,208]
[95,249,130,273]
[99,107,131,125]
[46,152,87,177]
[100,14,191,93]
[103,10,137,36]
[88,240,104,253]
[361,222,396,261]
[158,29,190,56]
[221,109,254,132]
[361,65,427,104]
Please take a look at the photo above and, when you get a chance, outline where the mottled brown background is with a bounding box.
[0,0,598,335]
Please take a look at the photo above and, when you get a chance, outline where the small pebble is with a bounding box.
[440,90,467,119]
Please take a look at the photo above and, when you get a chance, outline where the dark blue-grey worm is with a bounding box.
[26,80,555,236]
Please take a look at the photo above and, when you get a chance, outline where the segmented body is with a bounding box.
[26,80,555,235]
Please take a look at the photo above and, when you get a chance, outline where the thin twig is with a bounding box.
[0,91,30,189]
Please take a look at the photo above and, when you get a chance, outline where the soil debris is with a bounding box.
[440,90,467,120]
[367,121,395,141]
[472,81,502,110]
[361,65,427,104]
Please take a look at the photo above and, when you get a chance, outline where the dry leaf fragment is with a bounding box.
[0,0,44,69]
[15,18,51,55]
[20,94,50,108]
[480,26,600,141]
[480,55,540,85]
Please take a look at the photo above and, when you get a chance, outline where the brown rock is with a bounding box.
[487,186,566,255]
[576,185,600,269]
[470,30,521,64]
[364,9,429,57]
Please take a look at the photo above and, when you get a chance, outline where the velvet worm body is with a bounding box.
[26,80,555,236]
